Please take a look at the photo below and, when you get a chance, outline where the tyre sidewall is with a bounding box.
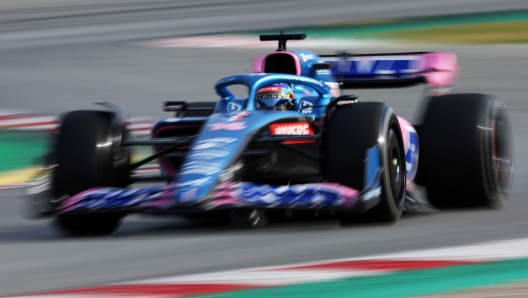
[378,111,406,220]
[53,111,130,198]
[420,94,513,208]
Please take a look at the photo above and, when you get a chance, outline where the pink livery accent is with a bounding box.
[152,124,203,176]
[59,184,178,213]
[57,181,369,214]
[252,56,265,73]
[422,52,459,88]
[316,182,361,198]
[60,187,106,213]
[397,117,411,151]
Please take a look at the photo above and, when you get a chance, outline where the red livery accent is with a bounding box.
[270,122,314,135]
[257,86,282,93]
[281,140,316,145]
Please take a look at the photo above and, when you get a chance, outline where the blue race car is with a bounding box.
[26,33,513,235]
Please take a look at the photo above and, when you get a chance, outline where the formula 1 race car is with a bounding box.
[25,32,513,236]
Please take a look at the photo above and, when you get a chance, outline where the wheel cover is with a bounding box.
[490,112,513,192]
[387,129,405,207]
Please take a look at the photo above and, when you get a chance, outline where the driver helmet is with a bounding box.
[254,83,295,111]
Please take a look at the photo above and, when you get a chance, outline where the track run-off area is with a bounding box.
[1,0,528,297]
[10,238,528,297]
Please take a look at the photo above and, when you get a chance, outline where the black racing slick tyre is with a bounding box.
[326,102,406,223]
[419,94,513,208]
[52,110,130,236]
[54,214,122,237]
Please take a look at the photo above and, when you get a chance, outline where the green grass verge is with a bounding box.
[0,130,48,173]
[378,20,528,44]
[252,9,528,44]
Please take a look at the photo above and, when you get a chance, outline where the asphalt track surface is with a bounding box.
[1,1,528,296]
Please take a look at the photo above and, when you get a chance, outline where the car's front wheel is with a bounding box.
[52,110,130,236]
[325,102,406,223]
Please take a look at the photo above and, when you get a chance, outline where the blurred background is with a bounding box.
[1,0,528,297]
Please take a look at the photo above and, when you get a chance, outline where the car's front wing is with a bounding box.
[36,178,383,216]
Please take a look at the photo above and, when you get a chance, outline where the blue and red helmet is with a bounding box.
[254,83,295,111]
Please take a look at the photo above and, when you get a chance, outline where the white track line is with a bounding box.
[119,237,528,286]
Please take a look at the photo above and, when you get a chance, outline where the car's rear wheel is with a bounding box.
[325,102,406,223]
[419,94,513,208]
[52,110,130,236]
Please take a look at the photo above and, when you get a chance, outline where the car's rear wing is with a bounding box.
[252,51,458,91]
[320,52,459,89]
[253,32,458,91]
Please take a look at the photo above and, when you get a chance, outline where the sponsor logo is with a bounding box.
[427,86,453,96]
[327,56,421,75]
[179,177,210,187]
[194,142,217,150]
[255,94,285,100]
[269,122,314,135]
[300,100,313,114]
[219,162,244,182]
[300,53,315,62]
[165,104,184,111]
[180,162,221,175]
[282,76,324,87]
[337,100,357,106]
[257,86,282,93]
[208,122,246,131]
[227,102,242,112]
[190,150,229,159]
[316,69,332,75]
[363,187,381,200]
[194,137,237,150]
[227,111,250,122]
[201,137,237,143]
[217,77,236,84]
